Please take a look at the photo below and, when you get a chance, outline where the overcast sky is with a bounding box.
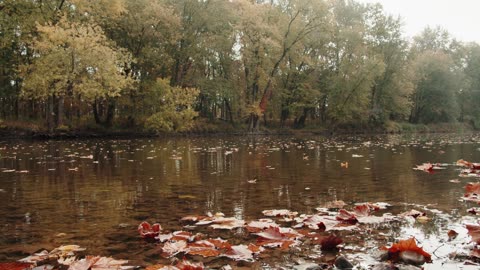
[355,0,480,43]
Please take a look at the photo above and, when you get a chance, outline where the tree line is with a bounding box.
[1,0,479,133]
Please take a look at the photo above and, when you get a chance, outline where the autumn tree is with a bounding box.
[20,17,134,130]
[408,28,462,124]
[364,3,412,125]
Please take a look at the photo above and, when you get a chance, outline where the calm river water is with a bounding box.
[1,134,480,269]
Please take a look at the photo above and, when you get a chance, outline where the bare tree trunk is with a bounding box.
[93,99,101,125]
[57,96,64,127]
[104,98,116,128]
[47,95,55,132]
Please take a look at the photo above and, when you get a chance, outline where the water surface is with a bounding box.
[1,134,479,268]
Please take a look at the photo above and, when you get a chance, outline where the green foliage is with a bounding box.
[145,79,199,132]
[408,51,460,124]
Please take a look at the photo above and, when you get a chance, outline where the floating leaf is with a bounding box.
[466,224,480,244]
[336,209,358,225]
[138,221,161,239]
[262,209,298,218]
[224,245,256,261]
[210,217,245,230]
[448,230,458,241]
[398,209,425,219]
[162,240,188,257]
[318,235,343,251]
[187,240,221,258]
[246,219,278,233]
[0,262,32,270]
[147,260,204,270]
[19,250,50,264]
[414,163,433,173]
[457,159,480,169]
[382,238,432,264]
[256,226,301,250]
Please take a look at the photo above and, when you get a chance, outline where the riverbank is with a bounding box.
[0,119,476,139]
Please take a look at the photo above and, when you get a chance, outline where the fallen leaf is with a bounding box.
[256,226,301,250]
[466,224,480,244]
[187,240,221,257]
[336,209,358,225]
[382,238,432,264]
[210,217,245,230]
[246,219,278,233]
[471,248,480,259]
[19,250,50,264]
[318,235,343,251]
[448,230,458,241]
[413,163,433,173]
[162,240,188,257]
[138,221,161,239]
[175,260,204,270]
[0,262,32,270]
[398,209,425,219]
[262,209,298,218]
[224,245,255,261]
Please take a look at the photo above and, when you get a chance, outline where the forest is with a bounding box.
[1,0,479,134]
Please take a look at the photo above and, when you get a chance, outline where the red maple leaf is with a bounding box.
[466,224,480,244]
[138,221,161,239]
[0,262,32,270]
[336,209,358,224]
[382,238,432,263]
[465,183,480,196]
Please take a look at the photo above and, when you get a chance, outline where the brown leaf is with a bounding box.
[398,209,425,219]
[466,224,480,244]
[319,235,343,251]
[414,163,433,173]
[187,240,221,257]
[162,240,188,257]
[336,209,358,225]
[262,209,298,218]
[448,230,458,241]
[0,262,32,270]
[224,245,255,261]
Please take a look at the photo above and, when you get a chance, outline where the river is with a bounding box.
[1,134,480,269]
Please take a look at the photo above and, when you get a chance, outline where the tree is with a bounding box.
[364,3,412,125]
[145,78,199,132]
[408,28,462,124]
[408,51,459,124]
[20,17,134,129]
[460,43,480,128]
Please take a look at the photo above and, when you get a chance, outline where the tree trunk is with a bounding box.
[104,98,116,128]
[47,95,55,132]
[248,113,259,131]
[93,100,101,125]
[224,98,234,124]
[57,96,64,127]
[293,108,308,129]
[280,108,289,128]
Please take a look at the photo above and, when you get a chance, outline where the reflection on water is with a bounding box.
[0,134,479,268]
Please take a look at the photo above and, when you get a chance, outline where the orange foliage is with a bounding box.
[382,238,432,263]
